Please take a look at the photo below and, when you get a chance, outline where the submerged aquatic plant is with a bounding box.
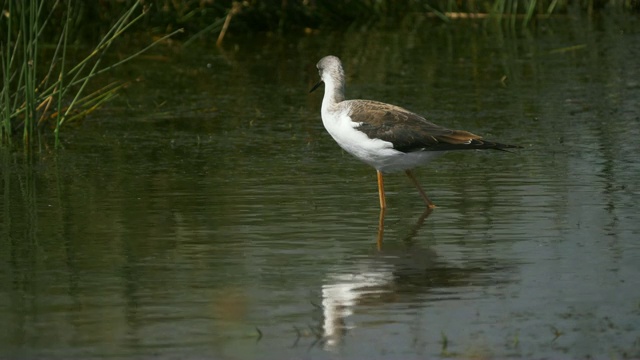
[0,0,181,149]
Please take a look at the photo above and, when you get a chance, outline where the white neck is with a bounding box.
[321,75,346,114]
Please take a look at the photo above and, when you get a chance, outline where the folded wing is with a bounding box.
[349,101,519,153]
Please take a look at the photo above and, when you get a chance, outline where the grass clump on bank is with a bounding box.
[0,0,181,150]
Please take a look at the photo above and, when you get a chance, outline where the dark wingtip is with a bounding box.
[493,143,523,153]
[466,139,523,152]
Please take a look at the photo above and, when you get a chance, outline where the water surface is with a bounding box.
[2,14,640,359]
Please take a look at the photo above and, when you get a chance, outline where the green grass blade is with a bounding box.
[523,0,537,28]
[55,0,71,147]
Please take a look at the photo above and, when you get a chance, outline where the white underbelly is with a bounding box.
[323,111,445,173]
[372,150,445,173]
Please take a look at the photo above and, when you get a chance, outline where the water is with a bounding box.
[2,14,640,359]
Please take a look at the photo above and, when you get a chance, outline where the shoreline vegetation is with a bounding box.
[1,0,638,150]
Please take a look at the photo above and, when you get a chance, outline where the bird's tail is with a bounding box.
[434,138,522,152]
[475,139,523,152]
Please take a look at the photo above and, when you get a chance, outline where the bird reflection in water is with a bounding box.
[321,208,435,350]
[376,207,433,250]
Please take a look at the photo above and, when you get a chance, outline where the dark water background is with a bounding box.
[2,14,640,359]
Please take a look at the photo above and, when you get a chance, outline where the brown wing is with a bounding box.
[348,100,517,153]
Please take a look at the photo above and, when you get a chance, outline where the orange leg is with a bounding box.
[405,169,436,209]
[377,170,386,210]
[376,208,386,250]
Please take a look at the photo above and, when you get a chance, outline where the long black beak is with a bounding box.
[309,79,323,93]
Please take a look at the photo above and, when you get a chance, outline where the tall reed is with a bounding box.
[0,0,181,150]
